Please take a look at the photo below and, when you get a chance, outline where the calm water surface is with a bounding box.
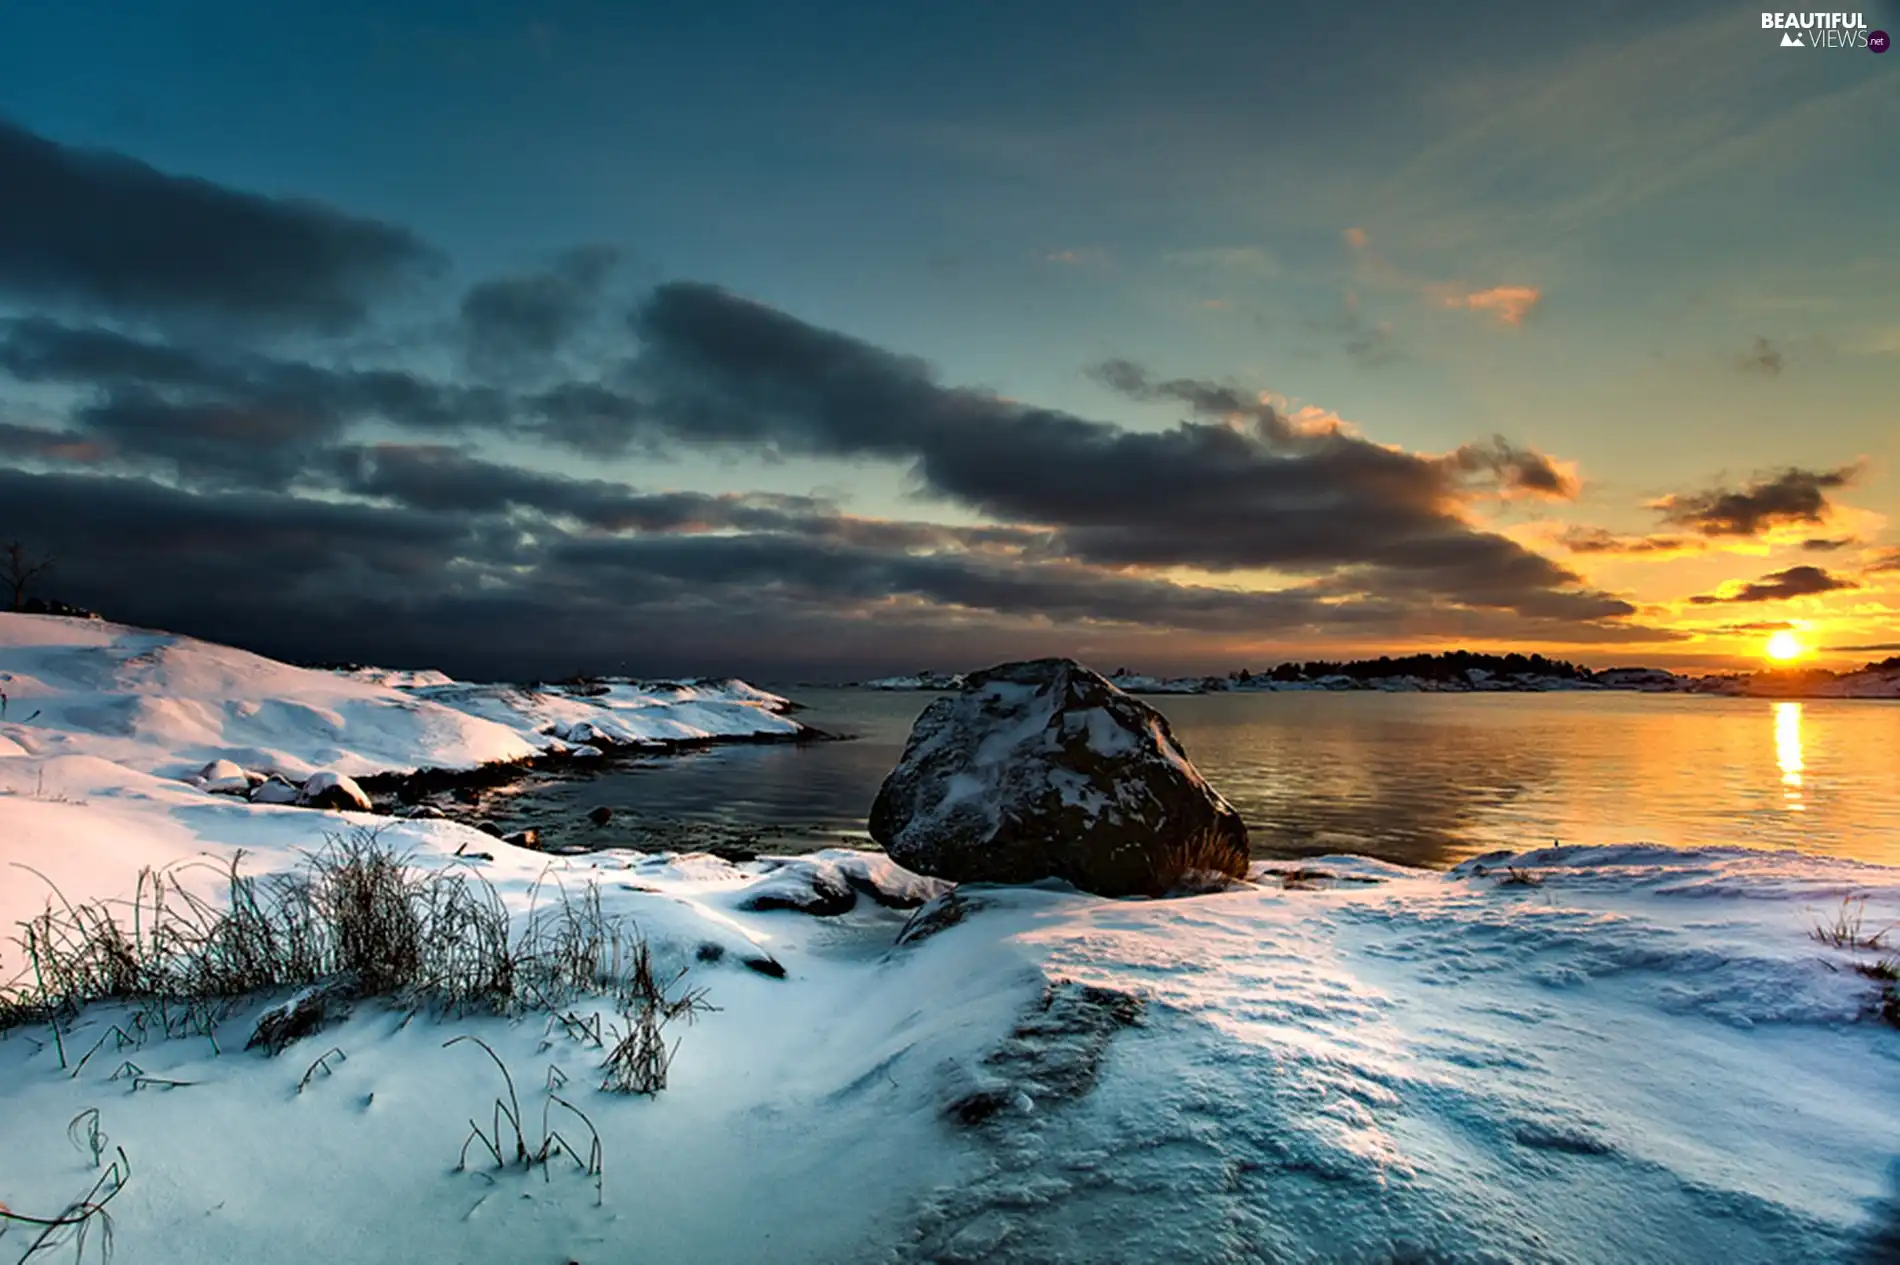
[496,690,1900,869]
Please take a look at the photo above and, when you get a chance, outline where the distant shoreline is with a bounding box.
[829,667,1900,701]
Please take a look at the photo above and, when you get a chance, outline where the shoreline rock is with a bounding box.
[870,658,1249,897]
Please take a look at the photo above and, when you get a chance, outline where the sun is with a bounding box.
[1765,630,1806,662]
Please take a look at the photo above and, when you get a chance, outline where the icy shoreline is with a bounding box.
[4,614,1900,1262]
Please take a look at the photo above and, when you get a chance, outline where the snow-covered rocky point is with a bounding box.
[2,621,1899,1263]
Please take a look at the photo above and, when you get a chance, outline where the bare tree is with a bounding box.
[3,541,55,611]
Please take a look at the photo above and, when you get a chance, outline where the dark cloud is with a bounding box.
[75,388,341,488]
[1800,536,1854,552]
[603,284,1624,621]
[1866,548,1900,574]
[0,164,1663,677]
[0,463,1676,679]
[335,444,1059,557]
[1656,466,1857,537]
[1736,336,1783,376]
[1687,565,1858,605]
[0,280,1620,636]
[0,420,111,463]
[530,381,652,455]
[335,443,830,532]
[1441,437,1579,500]
[460,245,620,374]
[1558,527,1697,557]
[0,315,216,385]
[0,118,436,333]
[0,319,512,483]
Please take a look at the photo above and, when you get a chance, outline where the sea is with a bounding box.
[484,688,1900,869]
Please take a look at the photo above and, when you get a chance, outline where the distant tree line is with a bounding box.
[1246,651,1592,683]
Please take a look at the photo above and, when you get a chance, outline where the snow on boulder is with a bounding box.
[296,770,373,812]
[737,860,860,916]
[869,658,1249,897]
[190,758,255,794]
[249,774,300,804]
[734,850,953,917]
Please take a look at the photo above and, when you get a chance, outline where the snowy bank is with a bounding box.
[0,613,804,788]
[4,743,1900,1262]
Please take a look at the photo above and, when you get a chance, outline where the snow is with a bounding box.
[6,768,1898,1261]
[857,672,967,691]
[0,614,803,786]
[296,769,373,811]
[4,616,1900,1261]
[188,758,253,794]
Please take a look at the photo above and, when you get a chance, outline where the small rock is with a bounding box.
[249,775,300,805]
[504,829,541,849]
[476,821,505,838]
[247,974,359,1055]
[193,758,253,795]
[588,806,614,826]
[296,770,373,812]
[737,861,858,916]
[895,889,987,947]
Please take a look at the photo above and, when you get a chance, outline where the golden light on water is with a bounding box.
[1765,630,1805,662]
[1774,701,1804,811]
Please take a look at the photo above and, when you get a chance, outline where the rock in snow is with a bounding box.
[296,770,373,812]
[192,758,255,794]
[248,774,301,805]
[870,659,1248,896]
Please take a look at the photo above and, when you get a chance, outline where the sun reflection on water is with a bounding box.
[1774,702,1804,811]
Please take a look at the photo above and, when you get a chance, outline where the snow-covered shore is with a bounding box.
[0,613,804,786]
[4,615,1900,1262]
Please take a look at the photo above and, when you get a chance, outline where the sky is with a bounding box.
[0,0,1896,681]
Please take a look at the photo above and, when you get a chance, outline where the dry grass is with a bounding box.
[2,829,714,1075]
[0,1111,131,1263]
[1811,896,1893,951]
[599,937,714,1095]
[1139,825,1250,897]
[1853,957,1900,1028]
[445,1035,605,1205]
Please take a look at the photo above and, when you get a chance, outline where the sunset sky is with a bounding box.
[0,0,1896,679]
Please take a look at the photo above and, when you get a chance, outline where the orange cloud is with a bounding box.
[1441,284,1542,327]
[1343,226,1369,250]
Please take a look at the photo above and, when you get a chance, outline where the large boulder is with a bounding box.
[869,659,1248,896]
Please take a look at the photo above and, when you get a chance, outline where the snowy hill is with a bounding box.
[0,613,802,781]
